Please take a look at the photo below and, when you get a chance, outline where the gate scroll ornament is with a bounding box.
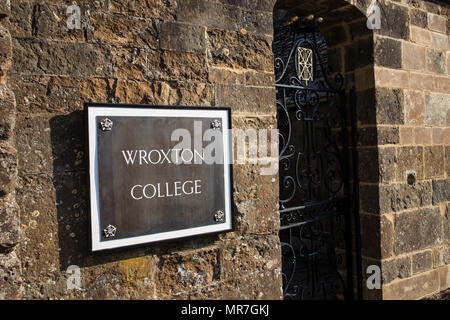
[273,15,357,300]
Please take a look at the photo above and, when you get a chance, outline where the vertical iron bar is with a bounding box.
[350,88,363,300]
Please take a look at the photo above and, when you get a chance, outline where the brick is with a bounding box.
[402,43,425,71]
[360,184,380,214]
[424,1,441,14]
[433,246,450,268]
[378,127,400,145]
[379,181,432,214]
[355,88,376,125]
[445,204,450,244]
[404,90,425,126]
[425,93,450,126]
[424,146,444,179]
[432,128,450,144]
[410,26,431,46]
[159,22,206,54]
[358,147,379,183]
[0,194,19,249]
[438,265,450,291]
[410,9,427,28]
[111,46,150,81]
[381,214,394,258]
[374,37,402,69]
[0,26,12,83]
[425,48,447,74]
[394,207,442,254]
[432,179,449,205]
[0,85,16,142]
[375,1,409,40]
[115,80,214,106]
[9,0,33,38]
[348,19,369,40]
[160,51,208,81]
[244,70,274,87]
[428,13,447,33]
[177,0,242,31]
[354,67,375,91]
[110,0,177,20]
[360,213,381,259]
[399,126,414,145]
[328,47,343,73]
[323,24,348,48]
[234,198,279,235]
[215,84,275,113]
[87,12,158,49]
[0,142,17,195]
[396,146,424,181]
[382,256,411,284]
[242,9,273,35]
[434,76,450,93]
[430,32,448,51]
[446,146,450,177]
[414,127,432,145]
[375,67,408,88]
[208,67,245,85]
[0,251,22,299]
[33,3,84,41]
[379,147,396,183]
[412,250,433,274]
[207,29,273,71]
[12,39,114,77]
[383,268,440,300]
[375,88,404,125]
[409,72,434,91]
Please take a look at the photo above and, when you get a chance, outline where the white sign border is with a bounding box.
[86,104,233,252]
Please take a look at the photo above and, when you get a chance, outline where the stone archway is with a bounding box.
[272,0,377,300]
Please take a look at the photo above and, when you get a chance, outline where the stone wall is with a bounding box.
[5,0,282,299]
[321,0,450,300]
[1,0,449,300]
[369,0,449,300]
[0,0,22,299]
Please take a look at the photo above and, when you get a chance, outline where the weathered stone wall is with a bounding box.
[0,0,22,299]
[369,0,449,300]
[6,0,282,299]
[2,0,449,300]
[322,0,450,300]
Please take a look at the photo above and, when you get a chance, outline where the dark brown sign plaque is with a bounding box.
[86,103,233,251]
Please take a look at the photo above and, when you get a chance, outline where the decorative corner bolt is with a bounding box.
[103,224,117,238]
[211,119,221,130]
[214,210,225,223]
[100,118,113,131]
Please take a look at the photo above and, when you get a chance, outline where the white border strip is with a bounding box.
[88,106,232,251]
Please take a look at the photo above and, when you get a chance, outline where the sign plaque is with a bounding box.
[86,103,233,251]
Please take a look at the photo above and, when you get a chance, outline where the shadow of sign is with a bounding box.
[49,111,221,272]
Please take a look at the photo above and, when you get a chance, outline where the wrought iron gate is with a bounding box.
[273,15,361,300]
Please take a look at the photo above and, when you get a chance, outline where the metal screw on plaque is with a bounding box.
[211,119,221,130]
[103,224,117,238]
[100,118,113,131]
[214,210,225,223]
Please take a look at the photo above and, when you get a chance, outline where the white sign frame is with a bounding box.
[86,103,233,252]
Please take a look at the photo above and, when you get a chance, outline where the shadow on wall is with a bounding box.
[49,111,221,272]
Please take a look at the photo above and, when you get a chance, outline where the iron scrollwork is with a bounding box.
[274,16,353,300]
